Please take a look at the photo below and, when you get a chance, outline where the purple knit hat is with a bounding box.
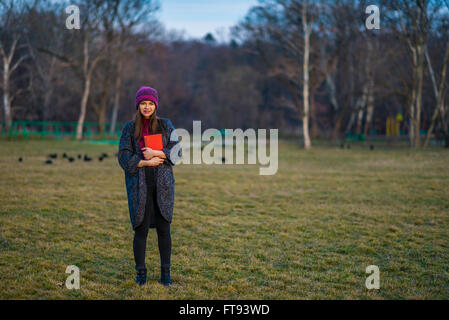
[135,86,159,110]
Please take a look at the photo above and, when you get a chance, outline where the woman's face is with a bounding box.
[139,100,156,118]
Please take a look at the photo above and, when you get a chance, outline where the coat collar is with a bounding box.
[129,118,168,152]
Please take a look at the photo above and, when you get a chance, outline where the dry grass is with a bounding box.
[0,139,448,299]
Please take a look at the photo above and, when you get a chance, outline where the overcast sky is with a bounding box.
[157,0,259,42]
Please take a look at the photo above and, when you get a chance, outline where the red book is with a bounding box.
[144,134,163,168]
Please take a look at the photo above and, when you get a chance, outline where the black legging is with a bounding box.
[133,166,172,272]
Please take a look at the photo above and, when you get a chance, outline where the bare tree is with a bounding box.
[423,0,449,147]
[232,0,328,149]
[0,0,34,129]
[301,0,312,148]
[424,42,449,147]
[389,0,441,147]
[25,0,67,121]
[100,0,161,136]
[39,0,114,140]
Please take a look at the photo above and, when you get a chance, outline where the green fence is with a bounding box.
[0,120,126,142]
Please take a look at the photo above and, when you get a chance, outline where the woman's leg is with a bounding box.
[133,209,150,271]
[155,206,172,267]
[133,169,153,272]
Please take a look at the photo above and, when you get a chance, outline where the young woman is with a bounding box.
[118,86,180,286]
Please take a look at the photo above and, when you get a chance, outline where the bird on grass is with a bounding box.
[45,159,53,164]
[48,153,57,159]
[340,144,345,149]
[63,153,68,159]
[18,157,23,162]
[101,153,108,158]
[98,156,104,162]
[83,154,92,162]
[77,154,82,159]
[68,157,75,162]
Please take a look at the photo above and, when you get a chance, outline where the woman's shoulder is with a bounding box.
[123,120,135,131]
[158,117,174,128]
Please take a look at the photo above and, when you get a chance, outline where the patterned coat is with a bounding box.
[118,118,180,230]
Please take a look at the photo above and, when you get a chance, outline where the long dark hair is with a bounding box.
[133,107,165,143]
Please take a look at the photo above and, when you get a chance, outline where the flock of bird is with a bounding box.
[16,144,374,163]
[17,152,118,164]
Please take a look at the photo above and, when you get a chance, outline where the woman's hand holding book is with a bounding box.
[138,157,165,168]
[141,147,158,160]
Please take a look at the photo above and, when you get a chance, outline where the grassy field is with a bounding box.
[0,139,448,299]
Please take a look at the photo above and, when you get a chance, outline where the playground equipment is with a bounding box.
[386,113,403,137]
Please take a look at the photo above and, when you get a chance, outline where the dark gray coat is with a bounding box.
[118,118,180,230]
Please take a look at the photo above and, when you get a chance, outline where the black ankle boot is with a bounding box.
[135,268,147,286]
[160,264,172,286]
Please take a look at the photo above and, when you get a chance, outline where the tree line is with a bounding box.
[1,0,448,148]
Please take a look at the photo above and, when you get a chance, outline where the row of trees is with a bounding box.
[233,0,449,148]
[1,0,162,139]
[1,0,448,148]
